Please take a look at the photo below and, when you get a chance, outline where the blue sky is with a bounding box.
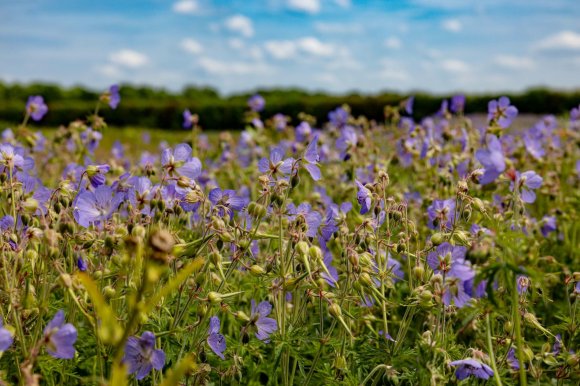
[1,0,580,94]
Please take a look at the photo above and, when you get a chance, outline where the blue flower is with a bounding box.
[183,109,198,129]
[73,185,123,228]
[449,358,494,380]
[208,188,247,218]
[510,170,543,203]
[303,135,321,181]
[162,143,202,180]
[124,331,166,380]
[328,106,349,128]
[26,95,48,121]
[488,96,518,128]
[355,180,372,215]
[250,300,277,342]
[207,316,226,360]
[77,256,88,272]
[258,147,294,179]
[0,317,14,352]
[427,199,455,230]
[450,94,466,113]
[86,164,110,188]
[540,215,557,237]
[475,134,505,185]
[404,96,414,115]
[43,310,77,359]
[106,85,121,109]
[248,94,265,112]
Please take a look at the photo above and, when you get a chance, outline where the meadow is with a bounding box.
[0,89,578,385]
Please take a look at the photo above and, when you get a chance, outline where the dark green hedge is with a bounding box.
[1,82,578,130]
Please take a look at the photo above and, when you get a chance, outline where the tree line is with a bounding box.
[1,82,578,130]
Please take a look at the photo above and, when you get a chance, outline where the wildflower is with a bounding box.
[507,348,521,370]
[449,358,494,380]
[26,95,48,121]
[355,180,372,215]
[287,203,323,238]
[273,113,287,131]
[86,164,110,188]
[475,134,505,185]
[511,170,543,203]
[80,127,103,153]
[487,96,518,128]
[127,176,154,214]
[516,275,530,295]
[451,94,466,113]
[123,331,165,380]
[161,143,202,180]
[102,84,120,109]
[523,125,545,160]
[303,135,321,181]
[336,126,357,160]
[43,310,77,359]
[0,215,14,232]
[328,106,349,128]
[208,188,246,217]
[0,143,25,172]
[295,121,312,142]
[207,316,226,359]
[404,96,414,115]
[248,94,265,112]
[552,334,563,355]
[427,243,471,279]
[540,216,557,237]
[250,300,277,342]
[77,256,88,272]
[182,109,198,129]
[258,147,294,179]
[0,317,13,352]
[427,199,456,230]
[73,185,123,228]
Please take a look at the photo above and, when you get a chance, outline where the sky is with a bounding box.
[1,0,580,95]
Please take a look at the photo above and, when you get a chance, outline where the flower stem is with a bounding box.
[485,312,503,386]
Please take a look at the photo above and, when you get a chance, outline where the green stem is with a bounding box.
[485,313,503,386]
[511,275,527,386]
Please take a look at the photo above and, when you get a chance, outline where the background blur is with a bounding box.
[1,0,580,129]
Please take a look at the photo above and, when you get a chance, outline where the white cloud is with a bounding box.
[534,30,580,50]
[97,64,120,78]
[384,36,402,49]
[198,57,271,75]
[172,0,199,15]
[229,38,245,50]
[493,55,534,70]
[440,59,469,72]
[379,59,410,81]
[442,19,462,32]
[287,0,321,14]
[181,38,203,54]
[109,49,148,68]
[224,14,254,37]
[264,37,336,59]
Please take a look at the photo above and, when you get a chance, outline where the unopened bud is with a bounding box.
[208,292,223,304]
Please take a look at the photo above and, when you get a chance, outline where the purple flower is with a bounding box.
[183,109,198,129]
[450,94,466,113]
[355,180,372,215]
[516,275,530,295]
[258,147,294,178]
[427,199,456,230]
[0,317,13,352]
[523,126,545,160]
[488,96,518,128]
[43,310,77,359]
[449,358,494,380]
[208,188,246,217]
[540,215,557,237]
[404,96,414,115]
[273,113,287,131]
[162,143,202,180]
[475,134,505,185]
[86,164,110,188]
[303,135,321,181]
[511,170,543,203]
[295,121,312,142]
[328,107,349,128]
[124,331,165,380]
[248,94,265,112]
[336,127,357,160]
[73,185,123,228]
[26,95,48,121]
[427,243,472,280]
[387,256,404,282]
[207,316,226,360]
[287,203,323,238]
[127,176,154,214]
[250,300,277,342]
[107,85,121,109]
[77,256,88,272]
[0,215,14,232]
[0,143,25,172]
[552,334,563,355]
[507,348,521,370]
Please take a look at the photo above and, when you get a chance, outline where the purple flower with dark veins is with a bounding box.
[258,147,294,179]
[510,170,543,203]
[123,331,165,380]
[26,95,48,121]
[73,185,123,228]
[487,96,518,128]
[427,199,456,230]
[207,316,226,360]
[287,203,323,238]
[162,143,202,180]
[248,94,265,112]
[208,188,247,218]
[449,358,494,380]
[43,310,77,359]
[303,135,321,181]
[475,134,505,185]
[250,300,277,342]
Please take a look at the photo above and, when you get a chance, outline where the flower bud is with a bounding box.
[233,311,250,323]
[308,246,323,261]
[103,285,116,299]
[296,241,309,257]
[208,291,223,304]
[249,265,266,276]
[431,232,445,246]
